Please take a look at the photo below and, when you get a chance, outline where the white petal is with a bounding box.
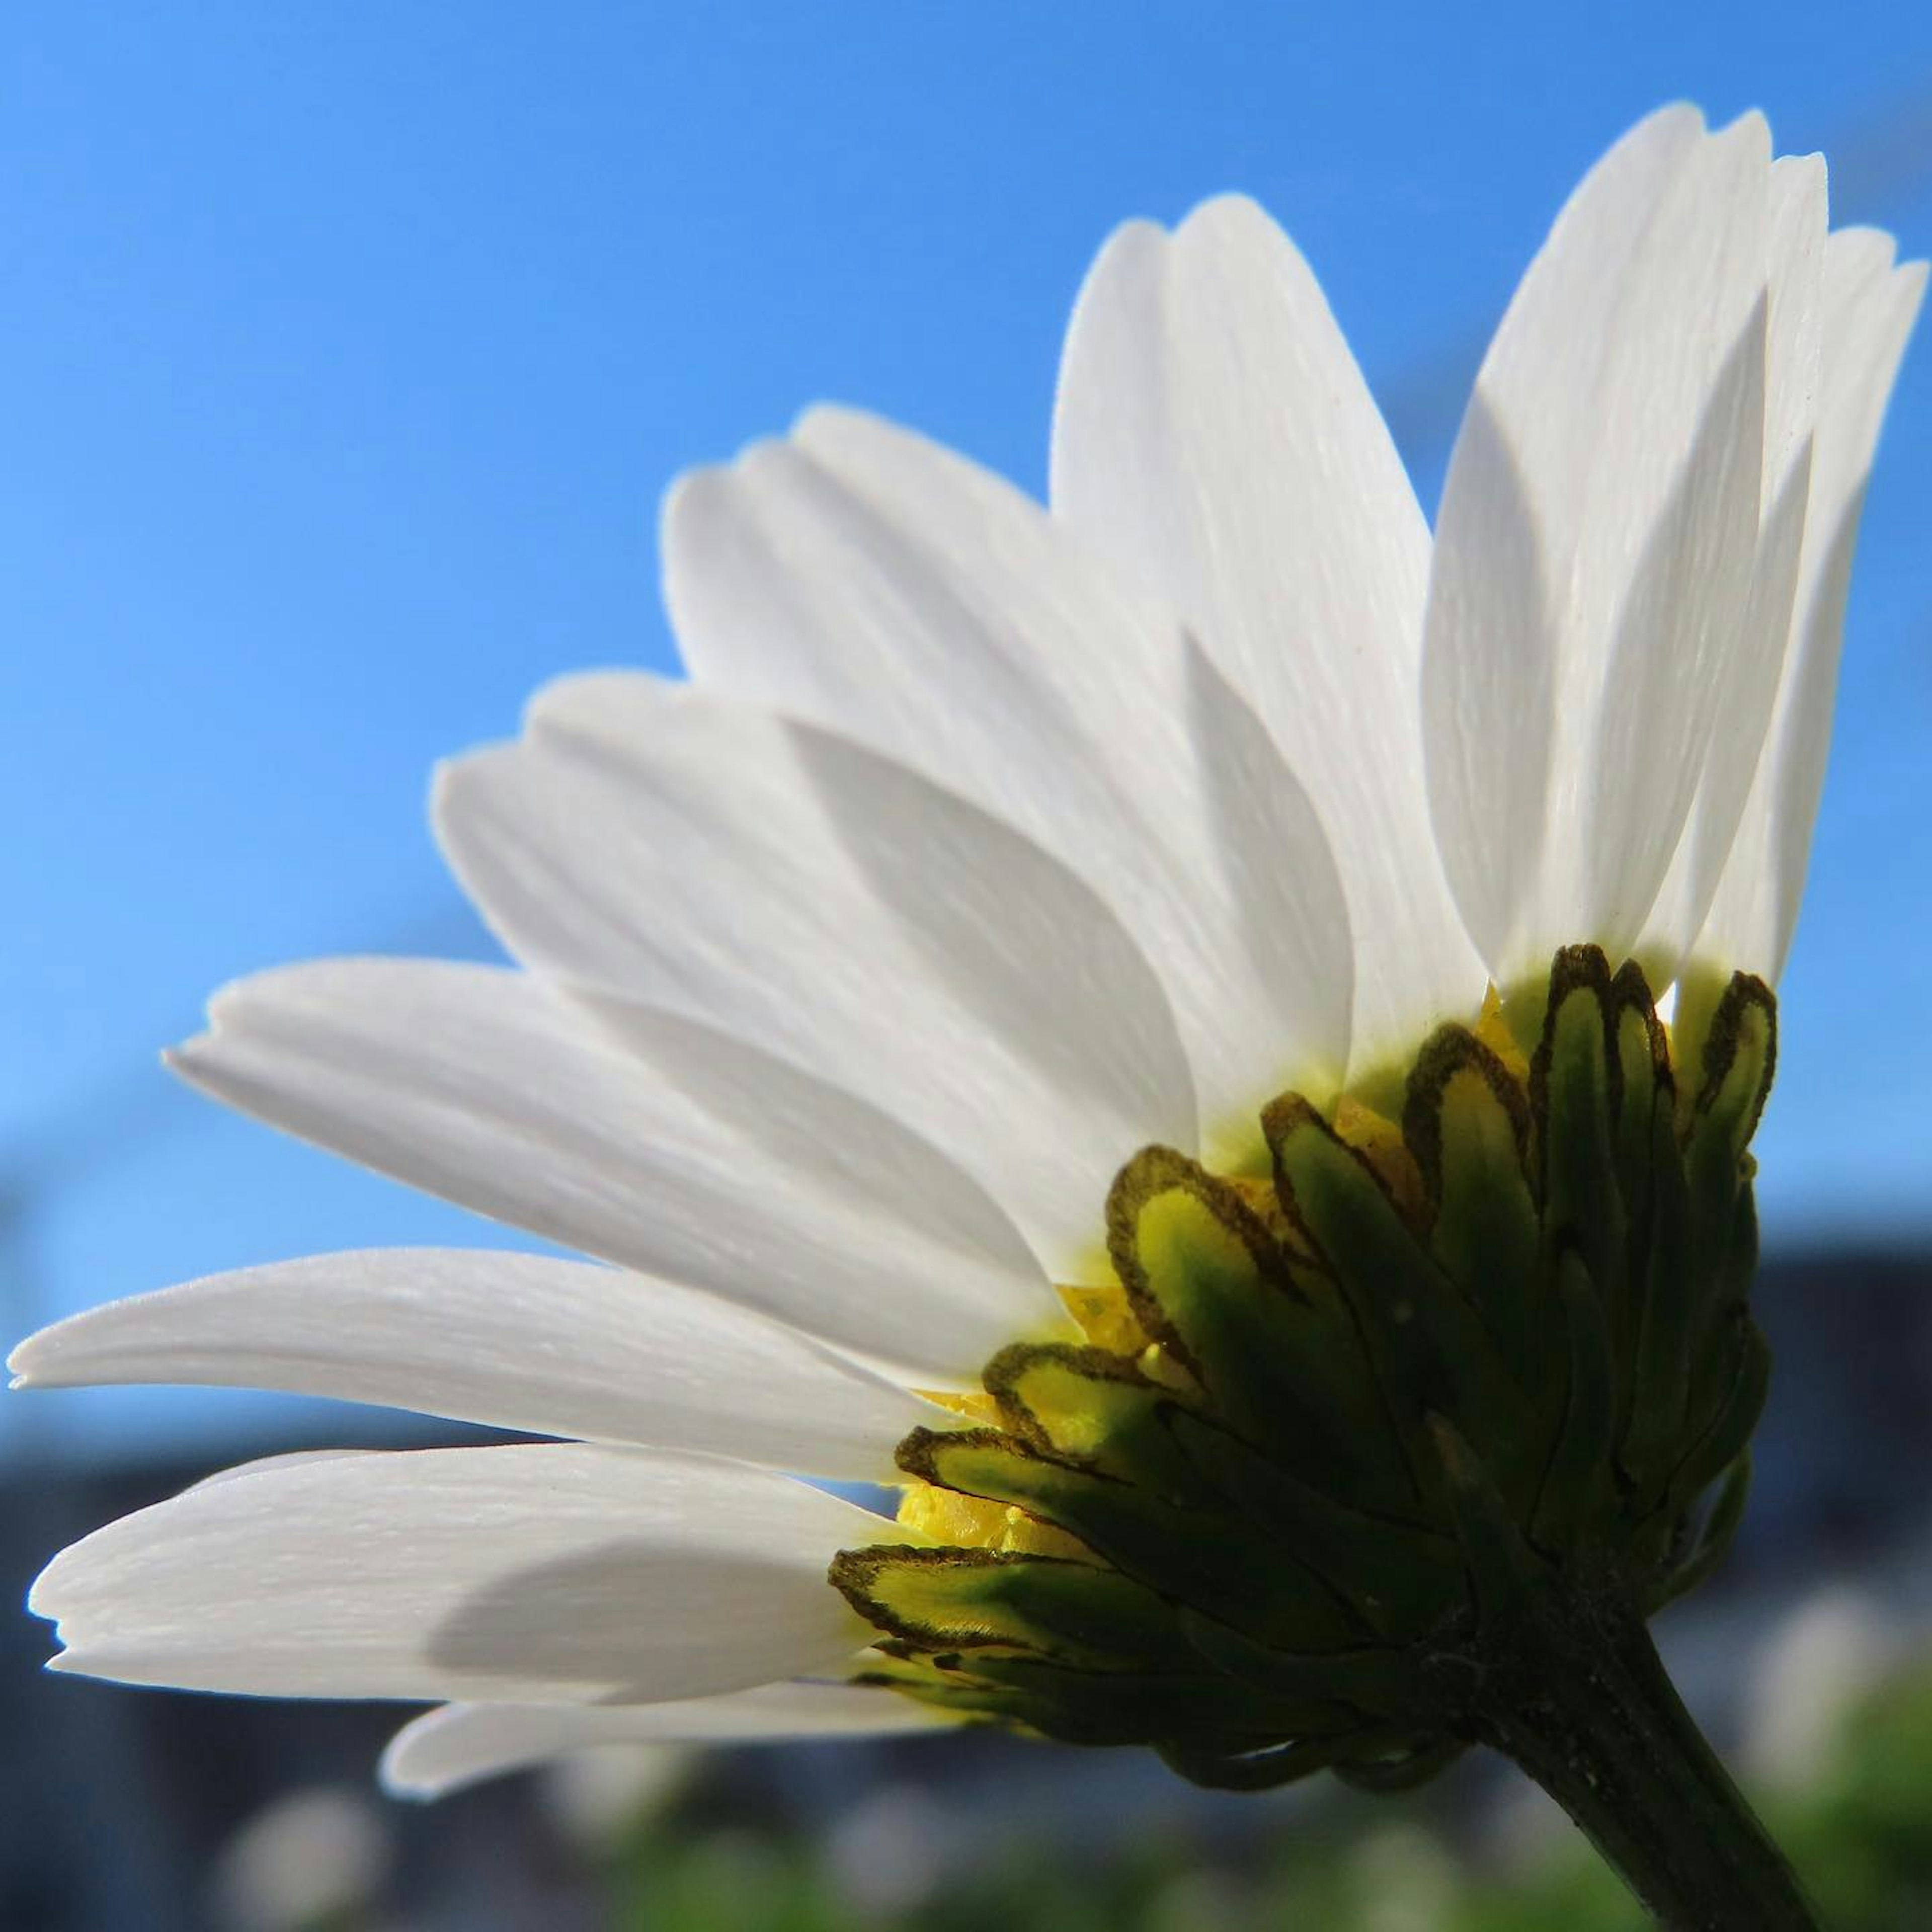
[1638,155,1827,975]
[1425,108,1774,986]
[1051,195,1485,1073]
[666,408,1355,1131]
[11,1249,936,1482]
[32,1443,881,1703]
[382,1683,948,1798]
[187,1448,374,1490]
[437,678,1196,1270]
[1698,237,1927,978]
[170,959,1055,1383]
[1423,108,1703,970]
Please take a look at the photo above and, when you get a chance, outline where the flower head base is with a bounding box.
[835,946,1774,1791]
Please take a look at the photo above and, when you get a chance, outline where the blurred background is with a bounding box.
[5,3,1932,1927]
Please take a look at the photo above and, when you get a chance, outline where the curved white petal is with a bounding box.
[1424,107,1774,987]
[10,1249,936,1482]
[1051,194,1484,1074]
[1422,107,1701,971]
[436,678,1196,1271]
[169,959,1056,1383]
[1698,236,1927,978]
[186,1448,374,1490]
[1637,155,1828,976]
[665,407,1354,1131]
[382,1683,948,1798]
[31,1444,881,1704]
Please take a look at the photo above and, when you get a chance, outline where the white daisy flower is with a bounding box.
[15,102,1921,1872]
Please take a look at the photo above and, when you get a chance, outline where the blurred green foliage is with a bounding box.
[595,1650,1932,1931]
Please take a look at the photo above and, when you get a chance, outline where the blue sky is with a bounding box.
[6,3,1931,1456]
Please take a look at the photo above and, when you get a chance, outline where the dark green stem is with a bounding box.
[1468,1572,1819,1930]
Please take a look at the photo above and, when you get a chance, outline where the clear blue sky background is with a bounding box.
[6,3,1931,1457]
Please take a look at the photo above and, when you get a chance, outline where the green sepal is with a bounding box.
[1666,1313,1772,1513]
[911,1650,1340,1747]
[1680,974,1777,1305]
[850,1664,1118,1746]
[1428,1413,1545,1630]
[982,1343,1214,1506]
[1650,1451,1753,1612]
[1619,1095,1699,1492]
[1530,949,1631,1309]
[1692,1133,1769,1409]
[1165,1406,1464,1643]
[1156,1736,1342,1791]
[1266,1096,1538,1506]
[1530,1249,1618,1554]
[1681,972,1777,1183]
[827,1543,1182,1669]
[1701,1182,1763,1396]
[1607,962,1672,1390]
[1402,1024,1542,1390]
[848,1657,1027,1728]
[1608,962,1671,1209]
[1175,1606,1432,1719]
[1105,1146,1409,1514]
[896,1426,1360,1650]
[1333,1734,1467,1793]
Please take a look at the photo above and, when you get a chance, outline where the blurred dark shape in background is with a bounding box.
[3,1242,1928,1931]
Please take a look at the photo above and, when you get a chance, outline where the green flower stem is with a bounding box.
[1470,1569,1818,1930]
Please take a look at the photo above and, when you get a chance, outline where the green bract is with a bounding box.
[833,945,1776,1791]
